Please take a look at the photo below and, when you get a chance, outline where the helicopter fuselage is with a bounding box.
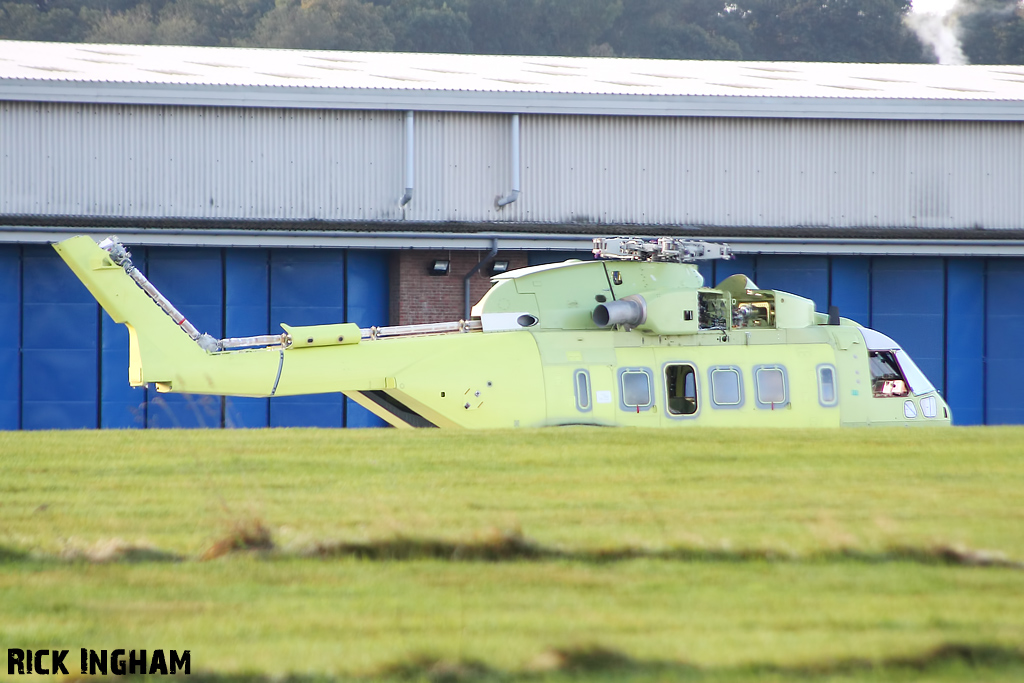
[53,235,951,428]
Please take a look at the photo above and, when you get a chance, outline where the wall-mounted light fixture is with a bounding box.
[489,260,510,276]
[429,259,450,276]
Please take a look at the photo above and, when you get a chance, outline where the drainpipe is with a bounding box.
[399,111,414,208]
[497,114,520,208]
[464,239,499,320]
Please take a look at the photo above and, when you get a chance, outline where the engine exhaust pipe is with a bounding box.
[593,295,646,328]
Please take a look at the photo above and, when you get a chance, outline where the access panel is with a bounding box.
[21,246,99,430]
[756,256,829,313]
[270,249,346,427]
[145,247,224,429]
[0,246,20,429]
[946,259,984,425]
[830,257,870,327]
[870,257,944,397]
[986,259,1024,425]
[101,246,147,429]
[345,250,389,428]
[224,248,271,428]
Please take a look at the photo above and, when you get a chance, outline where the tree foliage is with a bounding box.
[375,0,473,53]
[1,0,1022,64]
[463,0,623,56]
[0,1,84,41]
[611,0,746,60]
[247,0,393,51]
[746,0,927,62]
[959,0,1024,64]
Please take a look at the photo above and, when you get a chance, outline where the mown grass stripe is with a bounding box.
[6,532,1022,569]
[57,643,1024,682]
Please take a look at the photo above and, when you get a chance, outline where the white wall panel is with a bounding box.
[519,115,1024,230]
[2,102,1022,230]
[1,103,408,221]
[408,112,513,223]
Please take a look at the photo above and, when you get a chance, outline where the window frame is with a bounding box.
[868,350,910,398]
[662,362,700,419]
[816,363,839,408]
[617,367,654,412]
[920,395,937,419]
[904,400,918,419]
[753,364,789,410]
[707,365,744,409]
[573,369,592,413]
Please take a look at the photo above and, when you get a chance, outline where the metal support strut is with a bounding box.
[464,239,499,320]
[98,236,486,353]
[98,237,225,352]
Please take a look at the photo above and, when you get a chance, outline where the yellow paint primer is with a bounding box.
[54,235,951,429]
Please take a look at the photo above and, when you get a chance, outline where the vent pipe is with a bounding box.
[497,114,520,208]
[399,111,414,208]
[464,239,499,320]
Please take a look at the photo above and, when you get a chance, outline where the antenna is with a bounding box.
[593,237,733,263]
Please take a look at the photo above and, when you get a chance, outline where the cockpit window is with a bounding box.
[893,350,935,396]
[860,328,935,396]
[869,351,909,398]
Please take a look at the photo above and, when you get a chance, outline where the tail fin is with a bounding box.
[53,236,280,396]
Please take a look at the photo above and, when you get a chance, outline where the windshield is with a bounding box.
[869,351,909,397]
[860,328,936,396]
[894,350,935,395]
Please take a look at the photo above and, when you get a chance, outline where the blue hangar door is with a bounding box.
[4,246,1022,428]
[5,244,389,430]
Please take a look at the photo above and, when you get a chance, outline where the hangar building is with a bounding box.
[1,40,1022,428]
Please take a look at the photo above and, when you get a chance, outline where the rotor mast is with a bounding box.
[593,237,733,263]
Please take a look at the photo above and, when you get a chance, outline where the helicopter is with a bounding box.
[54,234,951,428]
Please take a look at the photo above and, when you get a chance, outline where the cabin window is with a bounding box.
[618,368,653,411]
[665,364,698,416]
[921,395,937,419]
[817,364,838,407]
[904,400,918,419]
[869,351,909,398]
[574,369,592,413]
[709,367,743,408]
[754,365,789,409]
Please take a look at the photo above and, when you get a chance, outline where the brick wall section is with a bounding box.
[389,250,529,325]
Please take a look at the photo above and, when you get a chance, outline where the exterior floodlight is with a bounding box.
[429,259,450,276]
[490,260,510,275]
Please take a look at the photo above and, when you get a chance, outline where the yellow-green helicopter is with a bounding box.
[54,235,951,428]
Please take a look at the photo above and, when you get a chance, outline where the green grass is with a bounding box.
[1,427,1023,681]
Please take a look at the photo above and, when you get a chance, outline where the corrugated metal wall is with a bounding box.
[520,116,1024,229]
[3,102,1023,230]
[0,244,389,430]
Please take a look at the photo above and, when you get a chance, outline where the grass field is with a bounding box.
[2,426,1023,681]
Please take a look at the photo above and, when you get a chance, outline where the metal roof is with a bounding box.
[3,40,1024,120]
